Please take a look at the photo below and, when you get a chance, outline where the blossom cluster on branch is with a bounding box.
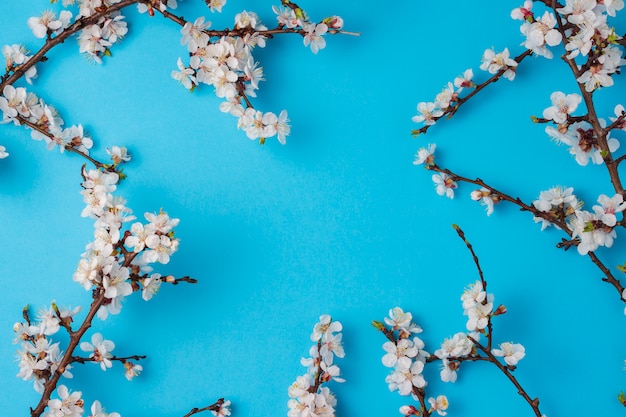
[1,1,353,415]
[288,315,345,417]
[372,226,540,417]
[411,0,626,408]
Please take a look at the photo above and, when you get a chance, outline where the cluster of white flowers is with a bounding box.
[378,308,449,417]
[75,166,180,319]
[381,308,429,397]
[377,280,532,415]
[14,304,80,393]
[44,385,84,417]
[533,186,626,255]
[434,332,474,383]
[0,85,92,153]
[515,0,624,91]
[31,1,130,64]
[171,5,341,145]
[42,385,121,417]
[461,281,494,332]
[288,315,344,417]
[531,186,579,230]
[542,88,623,166]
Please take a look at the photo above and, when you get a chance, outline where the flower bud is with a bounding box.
[493,304,507,315]
[325,16,344,29]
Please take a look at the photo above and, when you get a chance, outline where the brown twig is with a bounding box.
[182,398,227,417]
[412,50,533,137]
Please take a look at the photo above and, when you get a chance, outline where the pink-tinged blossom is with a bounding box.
[211,400,232,417]
[234,11,262,29]
[78,25,112,64]
[545,121,620,166]
[172,57,197,90]
[557,0,598,25]
[570,209,616,254]
[592,194,626,227]
[511,1,534,21]
[412,102,442,126]
[543,92,582,124]
[480,48,517,80]
[80,333,115,371]
[384,307,423,335]
[578,63,615,92]
[0,85,29,123]
[106,145,131,164]
[596,0,624,16]
[428,395,450,416]
[145,211,180,234]
[519,11,562,58]
[470,188,496,216]
[414,143,436,166]
[382,339,419,368]
[453,69,474,91]
[434,82,456,109]
[532,186,579,230]
[3,44,38,84]
[440,358,458,383]
[465,302,493,331]
[44,385,83,417]
[435,332,474,359]
[492,342,526,366]
[385,360,426,395]
[273,5,300,28]
[610,104,626,131]
[142,274,163,301]
[181,17,211,53]
[432,173,457,199]
[124,361,143,380]
[311,314,342,341]
[303,23,328,54]
[206,0,227,13]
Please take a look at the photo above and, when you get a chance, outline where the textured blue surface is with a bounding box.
[1,1,625,417]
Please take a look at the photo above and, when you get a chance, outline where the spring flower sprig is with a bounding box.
[411,1,625,137]
[12,166,224,417]
[288,314,344,417]
[164,0,354,144]
[373,226,541,417]
[411,1,625,405]
[0,1,356,157]
[411,2,626,301]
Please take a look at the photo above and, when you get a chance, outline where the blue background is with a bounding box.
[1,1,625,416]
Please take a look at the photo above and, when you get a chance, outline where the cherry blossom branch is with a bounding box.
[468,335,542,417]
[411,49,532,137]
[16,115,111,170]
[427,164,626,298]
[182,398,228,417]
[547,3,625,196]
[156,7,358,38]
[428,164,569,231]
[30,290,107,417]
[0,0,142,90]
[452,224,486,286]
[70,354,147,365]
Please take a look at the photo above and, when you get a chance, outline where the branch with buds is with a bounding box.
[410,0,626,408]
[373,226,542,417]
